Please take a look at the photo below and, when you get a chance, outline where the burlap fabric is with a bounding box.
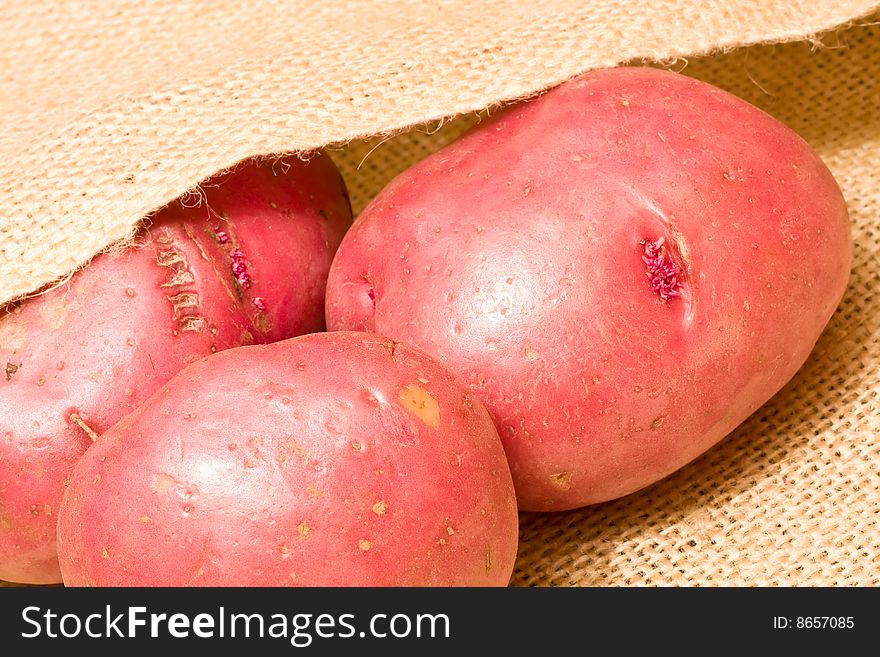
[2,1,879,586]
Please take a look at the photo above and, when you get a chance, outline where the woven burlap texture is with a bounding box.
[1,0,878,303]
[2,1,879,587]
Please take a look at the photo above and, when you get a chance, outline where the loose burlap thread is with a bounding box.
[2,1,880,586]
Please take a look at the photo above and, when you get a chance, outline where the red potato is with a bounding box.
[0,153,352,583]
[56,331,518,587]
[325,67,853,512]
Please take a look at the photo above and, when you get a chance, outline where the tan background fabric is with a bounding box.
[1,0,878,303]
[2,1,880,586]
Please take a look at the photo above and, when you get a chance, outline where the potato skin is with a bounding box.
[0,153,352,583]
[57,331,518,587]
[325,67,853,511]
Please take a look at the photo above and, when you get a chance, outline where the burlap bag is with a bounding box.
[2,0,879,586]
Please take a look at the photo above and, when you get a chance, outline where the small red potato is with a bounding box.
[325,67,853,512]
[0,153,352,583]
[57,331,519,587]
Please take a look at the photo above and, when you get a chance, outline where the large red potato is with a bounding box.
[1,153,352,583]
[57,331,519,587]
[325,67,853,512]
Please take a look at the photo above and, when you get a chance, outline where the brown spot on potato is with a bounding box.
[486,548,493,574]
[650,415,666,430]
[38,295,69,330]
[1,315,28,351]
[307,484,321,498]
[151,473,178,493]
[550,471,573,490]
[160,268,195,288]
[297,522,311,537]
[240,330,254,345]
[179,315,208,333]
[398,383,440,429]
[283,439,309,464]
[359,539,372,552]
[254,313,271,334]
[372,501,387,515]
[446,526,455,536]
[351,440,364,452]
[140,515,152,524]
[158,245,205,334]
[156,247,188,269]
[102,546,109,560]
[93,475,101,485]
[70,413,99,442]
[5,362,18,381]
[167,291,199,314]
